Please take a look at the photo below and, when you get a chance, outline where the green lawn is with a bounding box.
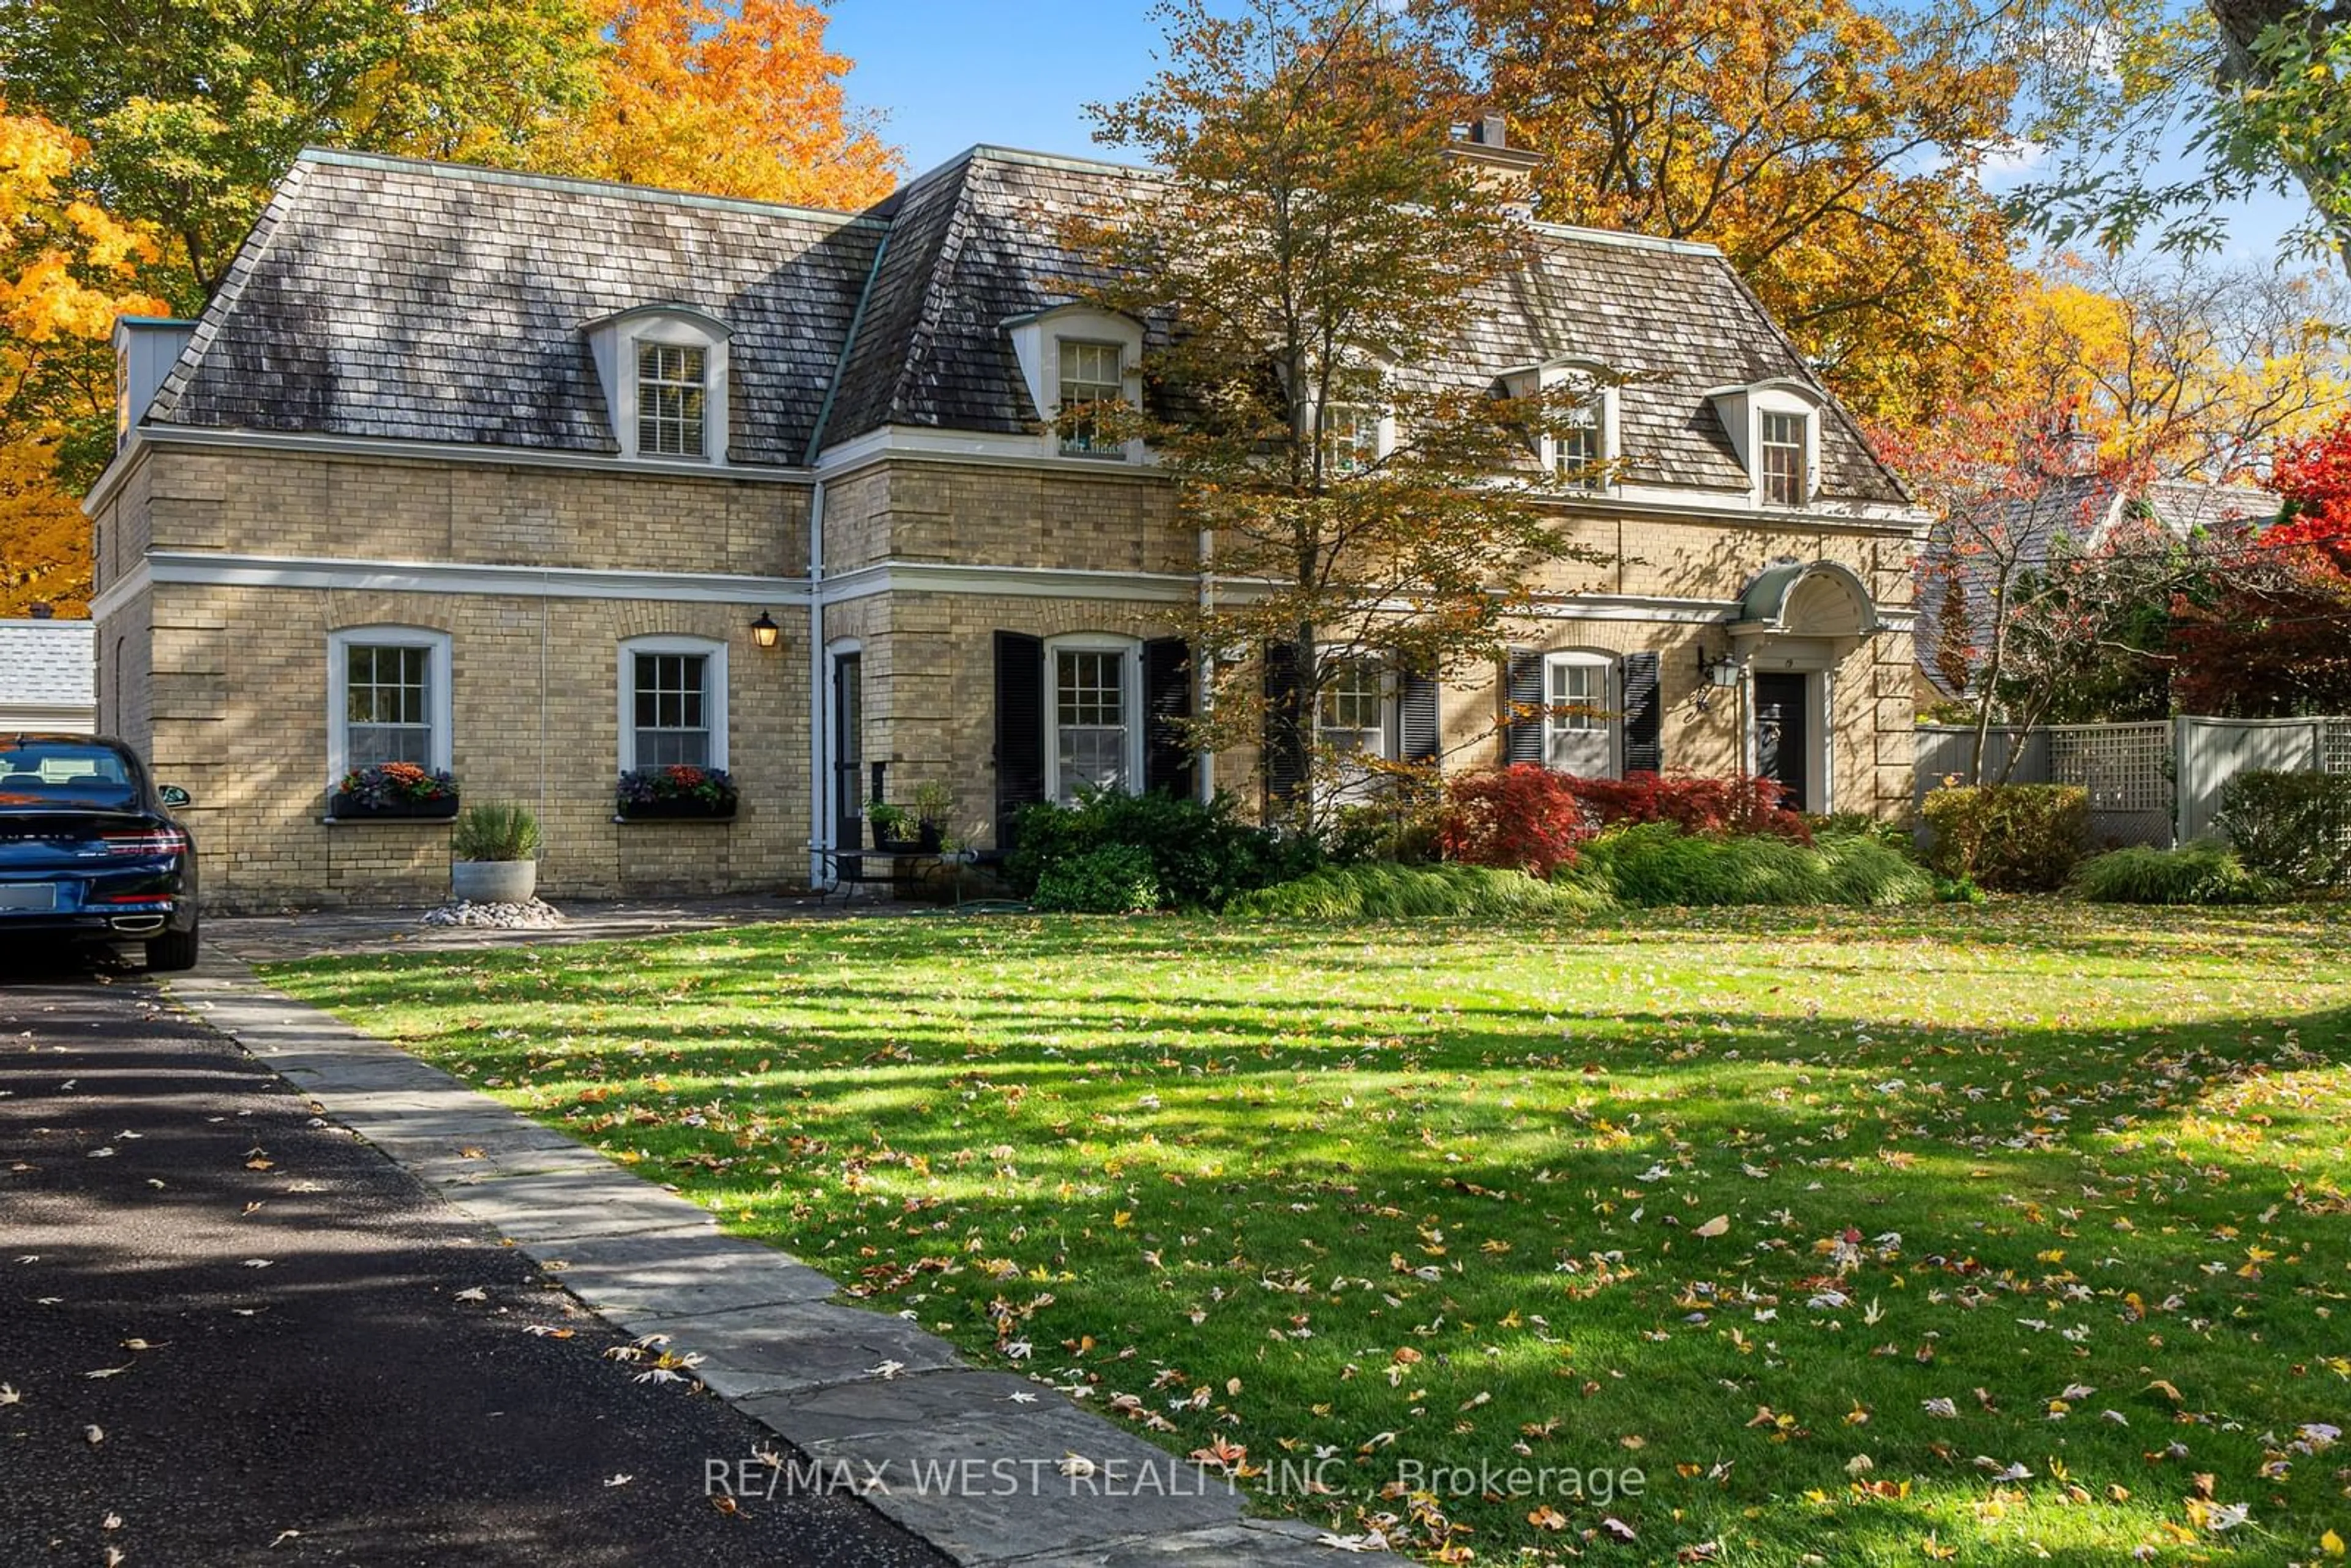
[263,904,2351,1565]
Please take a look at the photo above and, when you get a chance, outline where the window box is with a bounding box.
[615,765,738,821]
[616,796,737,822]
[328,792,460,821]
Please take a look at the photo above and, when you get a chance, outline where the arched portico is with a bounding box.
[1722,560,1883,814]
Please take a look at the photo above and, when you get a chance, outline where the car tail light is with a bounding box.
[99,827,189,857]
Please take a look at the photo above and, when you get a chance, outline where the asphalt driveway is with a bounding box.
[0,940,953,1568]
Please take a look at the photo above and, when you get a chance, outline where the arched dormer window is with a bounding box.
[582,304,732,464]
[1003,303,1146,460]
[1499,356,1621,492]
[1705,377,1826,509]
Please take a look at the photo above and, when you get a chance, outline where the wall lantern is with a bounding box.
[750,610,781,650]
[1693,646,1741,714]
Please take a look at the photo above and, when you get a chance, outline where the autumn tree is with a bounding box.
[2000,254,2351,480]
[536,0,900,209]
[2172,410,2351,713]
[1089,0,1602,828]
[0,105,170,617]
[0,0,610,301]
[1464,0,2025,427]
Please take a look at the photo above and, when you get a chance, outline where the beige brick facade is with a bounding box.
[95,440,1916,911]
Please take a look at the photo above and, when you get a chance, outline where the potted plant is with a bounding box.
[331,761,459,819]
[616,763,738,820]
[866,799,924,852]
[910,778,953,851]
[449,802,540,904]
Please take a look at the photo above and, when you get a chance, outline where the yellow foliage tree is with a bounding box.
[1998,256,2351,481]
[0,105,170,617]
[538,0,901,209]
[1469,0,2025,430]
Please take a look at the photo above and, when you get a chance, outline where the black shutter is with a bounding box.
[1262,640,1306,803]
[993,631,1046,845]
[1142,636,1194,798]
[1399,666,1439,764]
[1503,650,1544,764]
[1621,650,1662,774]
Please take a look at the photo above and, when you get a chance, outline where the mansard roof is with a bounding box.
[140,144,1907,503]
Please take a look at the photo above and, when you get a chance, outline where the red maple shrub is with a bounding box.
[1434,765,1590,878]
[1560,770,1810,842]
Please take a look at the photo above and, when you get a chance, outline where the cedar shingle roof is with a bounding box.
[146,145,1907,503]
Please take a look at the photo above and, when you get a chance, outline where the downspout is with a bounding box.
[1196,525,1215,804]
[803,222,891,888]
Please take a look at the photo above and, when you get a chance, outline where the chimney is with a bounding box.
[29,603,54,620]
[113,315,199,449]
[1444,111,1545,209]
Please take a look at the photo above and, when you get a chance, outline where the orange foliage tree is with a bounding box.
[539,0,901,209]
[0,105,170,617]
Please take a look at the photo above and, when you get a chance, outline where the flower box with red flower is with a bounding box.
[615,764,738,821]
[329,762,460,820]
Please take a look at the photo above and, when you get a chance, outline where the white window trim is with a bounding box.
[1313,650,1397,762]
[1004,304,1146,463]
[585,304,731,465]
[326,625,452,786]
[618,634,729,776]
[1537,361,1620,492]
[1540,650,1619,776]
[1706,378,1823,509]
[1314,402,1397,478]
[1043,632,1144,803]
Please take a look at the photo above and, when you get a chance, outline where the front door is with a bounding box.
[1754,672,1810,812]
[831,652,863,850]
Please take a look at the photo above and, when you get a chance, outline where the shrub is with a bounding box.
[1561,770,1810,842]
[1808,810,1918,857]
[1031,842,1162,913]
[1918,784,2088,891]
[450,801,539,861]
[1933,874,1986,904]
[1434,765,1591,878]
[1224,861,1611,920]
[2071,841,2282,906]
[2213,770,2351,890]
[1008,790,1313,911]
[1575,823,1933,907]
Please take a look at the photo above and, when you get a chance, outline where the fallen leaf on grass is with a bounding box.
[83,1364,133,1379]
[1693,1215,1729,1239]
[269,1529,299,1548]
[241,1259,272,1270]
[84,1425,103,1445]
[604,1474,633,1488]
[0,1384,17,1406]
[453,1288,487,1302]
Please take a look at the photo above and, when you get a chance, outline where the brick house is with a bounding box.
[87,144,1925,910]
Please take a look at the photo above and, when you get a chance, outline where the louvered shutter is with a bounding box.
[1502,650,1544,764]
[993,631,1046,845]
[1399,666,1439,764]
[1621,650,1663,773]
[1262,640,1306,803]
[1142,637,1194,797]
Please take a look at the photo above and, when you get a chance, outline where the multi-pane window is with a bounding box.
[638,342,708,457]
[1321,406,1380,478]
[1315,659,1386,756]
[1554,395,1603,489]
[1760,410,1807,506]
[1543,654,1614,775]
[345,644,432,767]
[1057,340,1124,456]
[633,652,710,768]
[1054,648,1129,800]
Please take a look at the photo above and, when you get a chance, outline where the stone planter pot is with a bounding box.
[451,858,536,904]
[331,792,459,820]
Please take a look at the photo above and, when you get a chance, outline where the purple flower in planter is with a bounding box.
[616,765,738,811]
[336,762,457,809]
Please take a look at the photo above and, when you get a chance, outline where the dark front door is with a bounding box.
[1753,672,1809,812]
[831,652,863,850]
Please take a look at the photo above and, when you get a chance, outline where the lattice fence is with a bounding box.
[2327,719,2351,777]
[2049,722,2172,847]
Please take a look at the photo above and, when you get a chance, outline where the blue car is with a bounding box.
[0,735,201,971]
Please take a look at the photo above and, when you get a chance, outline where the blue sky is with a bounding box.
[826,0,2317,266]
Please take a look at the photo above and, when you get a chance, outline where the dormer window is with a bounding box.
[638,343,708,457]
[582,304,731,465]
[1499,357,1619,493]
[1005,304,1146,462]
[1706,378,1824,509]
[1057,340,1125,457]
[1320,405,1382,478]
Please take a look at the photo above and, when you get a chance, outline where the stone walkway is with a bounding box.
[206,893,917,965]
[167,937,1384,1566]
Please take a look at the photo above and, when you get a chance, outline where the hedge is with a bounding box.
[1919,784,2089,892]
